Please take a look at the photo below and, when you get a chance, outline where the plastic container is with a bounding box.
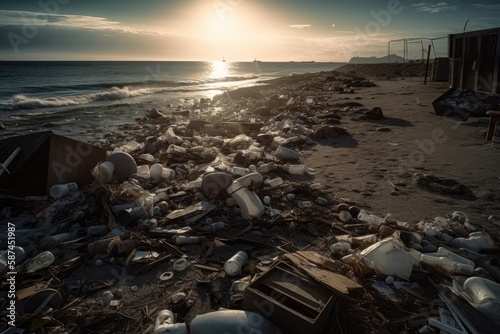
[420,253,474,276]
[226,173,265,219]
[26,251,55,273]
[462,277,500,327]
[201,221,225,232]
[259,162,276,173]
[150,164,175,183]
[297,200,312,208]
[286,164,309,175]
[231,166,249,176]
[96,161,115,183]
[117,205,149,226]
[224,250,249,276]
[359,238,420,280]
[275,146,300,160]
[87,225,109,237]
[357,209,383,226]
[37,233,72,250]
[153,310,186,334]
[437,247,475,269]
[267,177,283,188]
[329,242,352,256]
[0,246,26,275]
[449,231,498,252]
[190,310,282,334]
[174,236,203,245]
[186,178,202,190]
[49,182,78,198]
[136,165,150,178]
[167,144,187,154]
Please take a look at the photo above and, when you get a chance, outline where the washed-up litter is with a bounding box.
[1,70,500,334]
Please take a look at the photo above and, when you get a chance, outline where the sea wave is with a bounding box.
[0,75,260,111]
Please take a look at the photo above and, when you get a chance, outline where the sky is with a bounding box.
[0,0,499,62]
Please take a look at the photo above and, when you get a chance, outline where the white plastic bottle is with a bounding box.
[226,173,264,219]
[357,209,383,226]
[224,251,249,276]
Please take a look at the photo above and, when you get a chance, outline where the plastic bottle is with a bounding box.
[49,182,78,198]
[286,164,309,175]
[267,177,283,188]
[224,250,249,276]
[174,236,203,245]
[37,233,72,250]
[357,209,383,226]
[258,162,276,173]
[449,231,498,252]
[463,277,500,328]
[231,166,249,176]
[201,221,225,232]
[226,173,265,219]
[419,253,474,276]
[275,146,300,160]
[297,200,312,208]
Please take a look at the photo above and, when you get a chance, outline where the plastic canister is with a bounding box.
[49,182,78,198]
[226,173,264,219]
[224,250,249,276]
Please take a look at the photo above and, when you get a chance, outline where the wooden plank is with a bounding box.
[284,252,362,295]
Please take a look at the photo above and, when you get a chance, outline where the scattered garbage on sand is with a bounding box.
[1,70,500,333]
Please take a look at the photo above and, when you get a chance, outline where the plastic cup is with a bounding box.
[97,161,115,183]
[49,182,78,198]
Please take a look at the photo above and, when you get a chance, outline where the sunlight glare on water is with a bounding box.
[208,60,230,79]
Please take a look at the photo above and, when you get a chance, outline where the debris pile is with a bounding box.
[1,70,500,334]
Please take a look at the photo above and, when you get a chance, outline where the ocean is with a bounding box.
[0,61,344,142]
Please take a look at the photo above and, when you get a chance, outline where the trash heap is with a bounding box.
[1,70,500,334]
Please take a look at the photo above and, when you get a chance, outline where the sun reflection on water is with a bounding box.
[208,61,230,79]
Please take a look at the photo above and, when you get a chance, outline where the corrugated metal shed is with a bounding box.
[449,27,500,94]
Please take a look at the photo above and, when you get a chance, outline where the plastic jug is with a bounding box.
[226,173,264,219]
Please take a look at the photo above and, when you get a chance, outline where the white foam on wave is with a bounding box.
[0,74,261,111]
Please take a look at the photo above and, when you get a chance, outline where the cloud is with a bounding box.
[0,10,165,36]
[288,24,311,29]
[412,2,458,13]
[471,3,500,10]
